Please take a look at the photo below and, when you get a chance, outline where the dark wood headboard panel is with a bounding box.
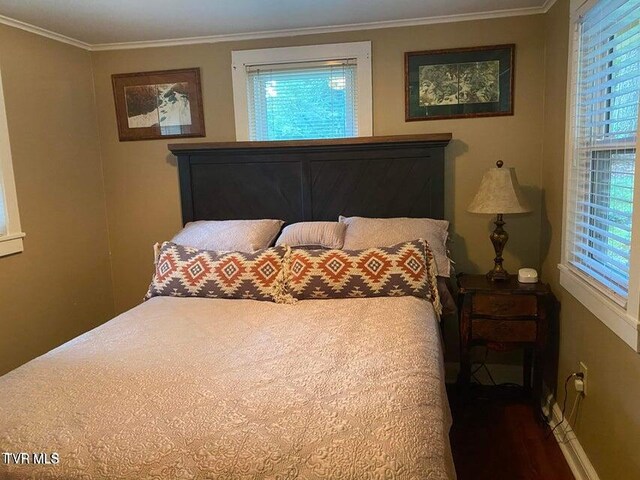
[168,134,451,225]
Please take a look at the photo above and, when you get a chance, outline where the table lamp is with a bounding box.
[467,160,531,281]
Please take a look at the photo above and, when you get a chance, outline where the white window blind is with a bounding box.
[0,64,24,257]
[567,0,639,302]
[246,60,358,141]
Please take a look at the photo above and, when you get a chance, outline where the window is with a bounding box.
[560,0,640,350]
[0,174,5,234]
[232,42,372,141]
[0,64,24,257]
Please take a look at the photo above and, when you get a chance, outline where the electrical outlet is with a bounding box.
[579,361,588,396]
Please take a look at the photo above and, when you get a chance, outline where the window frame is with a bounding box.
[559,0,640,351]
[231,41,373,141]
[0,64,24,257]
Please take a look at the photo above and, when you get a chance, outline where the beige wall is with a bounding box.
[1,4,639,477]
[542,1,640,478]
[0,25,114,375]
[91,15,547,313]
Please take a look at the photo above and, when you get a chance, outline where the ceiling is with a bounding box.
[0,0,552,49]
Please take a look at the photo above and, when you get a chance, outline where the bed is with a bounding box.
[0,133,455,479]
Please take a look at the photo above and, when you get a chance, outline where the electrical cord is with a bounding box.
[469,351,585,434]
[470,346,502,387]
[484,363,497,386]
[567,393,581,426]
[470,346,519,389]
[472,365,498,387]
[556,391,582,445]
[547,372,582,439]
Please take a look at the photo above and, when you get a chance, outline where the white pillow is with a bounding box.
[171,219,284,252]
[275,222,346,249]
[339,216,451,277]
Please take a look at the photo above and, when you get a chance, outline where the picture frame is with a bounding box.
[111,68,206,141]
[405,44,515,121]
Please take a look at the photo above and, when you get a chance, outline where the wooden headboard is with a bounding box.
[168,134,451,225]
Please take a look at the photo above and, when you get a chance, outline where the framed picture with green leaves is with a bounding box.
[405,44,514,121]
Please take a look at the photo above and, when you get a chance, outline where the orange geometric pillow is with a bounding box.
[145,242,290,303]
[287,240,441,312]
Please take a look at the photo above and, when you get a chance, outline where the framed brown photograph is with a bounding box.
[112,68,206,141]
[405,44,515,121]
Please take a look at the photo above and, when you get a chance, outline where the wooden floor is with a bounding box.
[447,385,574,480]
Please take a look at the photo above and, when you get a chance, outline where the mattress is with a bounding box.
[0,296,455,479]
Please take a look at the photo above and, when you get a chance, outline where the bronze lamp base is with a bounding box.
[486,213,510,281]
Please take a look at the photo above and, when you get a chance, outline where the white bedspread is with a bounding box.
[0,296,455,479]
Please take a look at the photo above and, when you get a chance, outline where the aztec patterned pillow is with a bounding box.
[287,239,441,313]
[339,216,452,277]
[145,242,291,303]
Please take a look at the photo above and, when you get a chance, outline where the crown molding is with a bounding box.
[0,13,91,50]
[89,6,548,51]
[0,3,552,52]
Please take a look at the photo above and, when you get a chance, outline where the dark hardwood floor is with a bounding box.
[447,385,574,480]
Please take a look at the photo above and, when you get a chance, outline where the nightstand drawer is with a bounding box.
[472,294,537,317]
[472,319,537,342]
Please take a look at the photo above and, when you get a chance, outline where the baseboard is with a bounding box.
[444,367,599,480]
[444,361,522,385]
[549,402,600,480]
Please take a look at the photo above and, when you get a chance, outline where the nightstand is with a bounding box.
[456,274,556,402]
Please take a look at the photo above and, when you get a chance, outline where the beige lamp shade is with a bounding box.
[467,161,531,214]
